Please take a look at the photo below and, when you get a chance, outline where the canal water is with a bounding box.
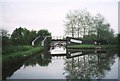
[3,46,119,80]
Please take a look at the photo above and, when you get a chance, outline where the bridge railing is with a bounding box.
[32,36,66,47]
[51,36,66,40]
[32,36,41,46]
[41,36,51,46]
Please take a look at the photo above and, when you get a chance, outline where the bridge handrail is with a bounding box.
[32,36,66,46]
[41,36,51,46]
[52,36,67,40]
[32,36,40,46]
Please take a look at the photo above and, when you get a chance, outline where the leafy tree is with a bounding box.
[93,14,111,40]
[11,27,51,45]
[64,9,116,44]
[11,27,30,45]
[28,30,37,45]
[64,11,77,37]
[1,29,10,47]
[37,29,51,37]
[64,10,94,37]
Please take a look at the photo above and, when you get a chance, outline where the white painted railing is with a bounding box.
[32,36,40,46]
[41,36,51,46]
[32,36,66,46]
[70,39,82,43]
[52,36,66,40]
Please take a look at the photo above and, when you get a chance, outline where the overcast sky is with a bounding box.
[0,0,119,36]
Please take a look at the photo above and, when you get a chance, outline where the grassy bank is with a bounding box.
[2,45,44,65]
[2,45,34,55]
[66,44,117,49]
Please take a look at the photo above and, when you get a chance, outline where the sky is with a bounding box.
[0,0,119,36]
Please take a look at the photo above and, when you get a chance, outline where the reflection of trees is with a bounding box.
[23,53,51,67]
[2,62,23,80]
[64,50,116,79]
[2,51,51,80]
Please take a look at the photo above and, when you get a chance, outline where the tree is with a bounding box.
[64,9,116,44]
[93,14,110,40]
[37,29,51,37]
[64,10,77,37]
[1,29,10,47]
[11,27,51,45]
[64,9,95,38]
[11,27,30,45]
[28,30,37,45]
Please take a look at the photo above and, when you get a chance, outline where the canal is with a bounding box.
[2,46,119,80]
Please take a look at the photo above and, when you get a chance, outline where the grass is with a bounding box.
[67,44,96,49]
[2,45,44,65]
[2,45,33,55]
[66,44,117,49]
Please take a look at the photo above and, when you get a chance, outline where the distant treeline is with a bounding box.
[1,27,51,47]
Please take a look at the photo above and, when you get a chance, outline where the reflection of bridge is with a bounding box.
[43,48,107,59]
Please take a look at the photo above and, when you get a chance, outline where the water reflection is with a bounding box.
[64,50,116,79]
[2,51,52,80]
[23,52,51,67]
[50,46,66,54]
[2,47,118,80]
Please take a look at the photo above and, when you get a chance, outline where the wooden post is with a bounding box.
[66,37,70,48]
